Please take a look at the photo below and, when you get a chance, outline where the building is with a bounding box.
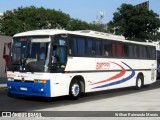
[0,36,12,78]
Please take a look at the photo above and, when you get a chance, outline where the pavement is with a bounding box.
[0,77,7,88]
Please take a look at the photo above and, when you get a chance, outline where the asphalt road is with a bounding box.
[0,80,160,113]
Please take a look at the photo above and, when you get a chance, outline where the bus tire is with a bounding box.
[69,80,81,100]
[135,75,143,90]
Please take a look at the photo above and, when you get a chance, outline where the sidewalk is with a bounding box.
[0,77,7,88]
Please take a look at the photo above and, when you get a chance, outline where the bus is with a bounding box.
[7,29,157,99]
[157,50,160,78]
[148,41,160,79]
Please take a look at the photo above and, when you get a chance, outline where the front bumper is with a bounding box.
[7,80,51,97]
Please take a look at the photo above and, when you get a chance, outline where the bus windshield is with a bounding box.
[10,36,51,72]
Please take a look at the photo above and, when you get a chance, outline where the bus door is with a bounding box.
[51,35,67,73]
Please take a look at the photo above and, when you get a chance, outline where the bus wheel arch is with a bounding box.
[135,72,144,90]
[69,76,85,100]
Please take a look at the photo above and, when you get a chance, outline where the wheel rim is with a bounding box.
[137,78,142,88]
[71,83,80,97]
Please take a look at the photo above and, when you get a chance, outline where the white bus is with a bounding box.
[147,41,160,78]
[7,29,157,99]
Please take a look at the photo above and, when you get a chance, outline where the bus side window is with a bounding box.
[68,38,73,56]
[77,37,85,56]
[123,44,129,57]
[69,49,72,55]
[95,40,102,56]
[117,43,123,57]
[105,51,109,56]
[87,38,94,56]
[103,41,112,57]
[112,43,116,56]
[68,36,77,56]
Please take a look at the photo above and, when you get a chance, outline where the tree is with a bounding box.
[108,4,160,41]
[0,6,70,36]
[66,19,90,30]
[0,6,104,36]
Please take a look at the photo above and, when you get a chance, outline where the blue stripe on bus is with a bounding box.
[7,80,51,97]
[92,62,135,89]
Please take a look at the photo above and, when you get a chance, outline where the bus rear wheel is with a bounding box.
[69,80,81,100]
[135,75,143,90]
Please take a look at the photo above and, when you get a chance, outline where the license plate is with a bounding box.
[20,87,27,91]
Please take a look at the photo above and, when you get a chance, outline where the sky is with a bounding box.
[0,0,159,23]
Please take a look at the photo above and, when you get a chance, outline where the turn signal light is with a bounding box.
[34,79,47,84]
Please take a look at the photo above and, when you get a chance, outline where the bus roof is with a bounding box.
[13,29,155,46]
[13,29,68,37]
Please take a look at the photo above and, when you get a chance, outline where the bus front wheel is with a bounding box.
[135,75,143,90]
[69,80,81,100]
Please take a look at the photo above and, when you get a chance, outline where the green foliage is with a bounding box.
[0,7,64,35]
[108,4,160,41]
[66,19,90,30]
[0,6,103,36]
[1,6,72,36]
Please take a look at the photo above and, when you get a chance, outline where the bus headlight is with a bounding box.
[34,79,47,84]
[8,77,14,81]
